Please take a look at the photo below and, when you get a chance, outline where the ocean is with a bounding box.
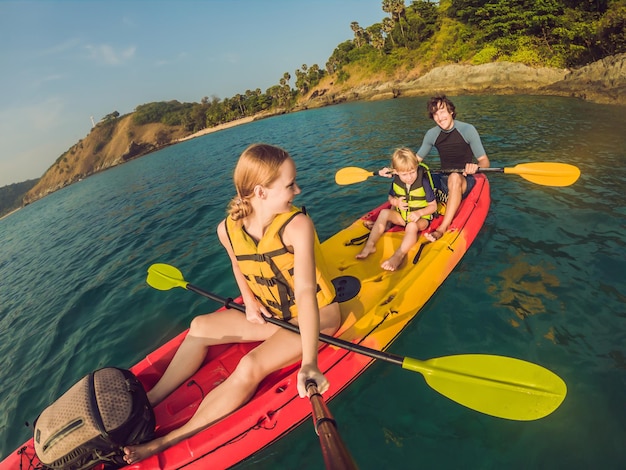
[1,95,625,469]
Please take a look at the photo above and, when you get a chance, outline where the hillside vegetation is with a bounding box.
[2,0,624,214]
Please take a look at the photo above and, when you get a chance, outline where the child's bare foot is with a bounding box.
[381,252,405,271]
[356,245,376,259]
[123,440,165,465]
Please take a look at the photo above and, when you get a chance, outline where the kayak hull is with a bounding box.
[3,175,490,470]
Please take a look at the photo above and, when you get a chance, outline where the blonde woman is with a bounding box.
[124,143,341,463]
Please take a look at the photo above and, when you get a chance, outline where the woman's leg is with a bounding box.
[124,301,342,464]
[124,317,301,464]
[146,308,280,406]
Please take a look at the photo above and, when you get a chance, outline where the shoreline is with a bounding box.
[0,207,21,221]
[176,116,257,142]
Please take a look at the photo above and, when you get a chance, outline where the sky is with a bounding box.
[0,0,385,187]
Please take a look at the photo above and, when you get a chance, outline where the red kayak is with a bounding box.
[3,175,491,469]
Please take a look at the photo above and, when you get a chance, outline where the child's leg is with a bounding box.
[356,209,401,259]
[381,219,428,271]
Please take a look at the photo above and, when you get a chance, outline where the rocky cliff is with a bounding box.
[303,53,626,107]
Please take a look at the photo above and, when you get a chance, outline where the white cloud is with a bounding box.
[85,44,136,66]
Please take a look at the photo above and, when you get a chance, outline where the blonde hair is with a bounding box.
[391,147,418,173]
[228,143,291,221]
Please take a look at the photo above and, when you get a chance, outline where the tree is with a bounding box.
[382,17,396,47]
[351,21,367,46]
[382,0,407,40]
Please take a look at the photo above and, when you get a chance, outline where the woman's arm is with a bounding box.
[217,220,269,324]
[283,213,328,396]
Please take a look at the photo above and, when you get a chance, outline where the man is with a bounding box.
[416,95,490,241]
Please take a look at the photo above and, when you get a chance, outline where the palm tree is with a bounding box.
[350,21,365,47]
[382,17,396,47]
[382,0,407,42]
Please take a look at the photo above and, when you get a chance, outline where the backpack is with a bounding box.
[33,367,155,470]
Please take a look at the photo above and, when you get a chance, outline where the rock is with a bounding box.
[400,62,568,96]
[542,53,626,104]
[305,55,626,106]
[121,140,154,161]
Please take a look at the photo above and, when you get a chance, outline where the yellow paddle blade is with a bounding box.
[505,162,580,187]
[335,167,376,185]
[403,354,566,421]
[147,263,189,291]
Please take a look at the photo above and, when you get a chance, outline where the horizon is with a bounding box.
[0,0,384,187]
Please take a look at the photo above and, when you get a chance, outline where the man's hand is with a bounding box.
[378,167,394,178]
[463,162,479,175]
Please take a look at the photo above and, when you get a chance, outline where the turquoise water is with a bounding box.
[1,96,625,469]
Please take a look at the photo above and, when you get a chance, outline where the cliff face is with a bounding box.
[24,115,187,205]
[303,53,626,107]
[543,53,626,104]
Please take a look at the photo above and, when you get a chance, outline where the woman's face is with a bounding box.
[264,158,301,213]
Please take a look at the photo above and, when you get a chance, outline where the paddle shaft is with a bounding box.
[186,283,405,366]
[148,264,567,420]
[306,380,358,470]
[439,167,503,174]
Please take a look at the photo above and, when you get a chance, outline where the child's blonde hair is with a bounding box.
[228,143,291,221]
[391,147,418,173]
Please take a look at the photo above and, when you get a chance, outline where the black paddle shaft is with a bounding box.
[186,283,405,367]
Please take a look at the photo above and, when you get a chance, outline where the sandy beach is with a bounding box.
[177,116,257,142]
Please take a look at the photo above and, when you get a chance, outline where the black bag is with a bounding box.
[33,367,155,470]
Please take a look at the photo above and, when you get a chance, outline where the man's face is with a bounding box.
[432,102,454,131]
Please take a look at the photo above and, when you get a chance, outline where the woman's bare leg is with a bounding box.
[123,302,341,464]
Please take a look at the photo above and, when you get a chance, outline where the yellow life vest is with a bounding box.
[224,207,336,321]
[391,164,434,223]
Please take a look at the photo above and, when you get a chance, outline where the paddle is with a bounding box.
[335,162,580,187]
[306,379,358,470]
[146,263,567,421]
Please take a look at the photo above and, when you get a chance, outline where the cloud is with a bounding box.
[85,44,136,66]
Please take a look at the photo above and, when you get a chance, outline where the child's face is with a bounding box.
[395,167,417,185]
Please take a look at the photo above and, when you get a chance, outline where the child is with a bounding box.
[123,143,341,464]
[356,147,437,271]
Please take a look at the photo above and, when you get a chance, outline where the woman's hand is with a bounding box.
[297,363,329,398]
[244,299,269,324]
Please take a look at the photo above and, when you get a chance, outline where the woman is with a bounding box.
[123,143,341,463]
